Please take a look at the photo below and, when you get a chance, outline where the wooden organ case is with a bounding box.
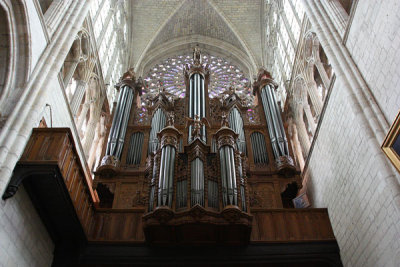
[3,49,342,265]
[92,49,328,245]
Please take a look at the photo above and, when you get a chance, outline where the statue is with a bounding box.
[158,80,165,94]
[221,112,229,127]
[193,46,202,65]
[167,112,175,126]
[120,67,135,81]
[185,114,210,140]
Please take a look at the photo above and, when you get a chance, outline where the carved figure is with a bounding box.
[120,68,135,81]
[185,114,210,139]
[221,112,229,127]
[167,112,175,126]
[193,46,202,65]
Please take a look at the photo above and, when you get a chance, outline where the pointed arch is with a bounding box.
[134,0,257,77]
[0,0,30,115]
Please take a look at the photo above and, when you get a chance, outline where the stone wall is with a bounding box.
[0,186,54,267]
[345,0,400,123]
[305,1,400,266]
[306,78,400,266]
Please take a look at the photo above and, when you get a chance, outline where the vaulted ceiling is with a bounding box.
[127,0,265,78]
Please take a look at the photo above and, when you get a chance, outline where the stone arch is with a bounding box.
[137,35,256,79]
[0,0,30,116]
[37,0,52,15]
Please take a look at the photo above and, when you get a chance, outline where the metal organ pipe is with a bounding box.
[191,158,204,206]
[158,145,176,207]
[106,85,135,160]
[126,132,144,165]
[250,132,269,164]
[229,108,246,154]
[219,145,238,206]
[148,109,166,154]
[260,85,289,159]
[188,73,206,142]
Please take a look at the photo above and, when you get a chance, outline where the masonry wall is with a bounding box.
[0,187,54,267]
[345,0,400,123]
[306,1,400,266]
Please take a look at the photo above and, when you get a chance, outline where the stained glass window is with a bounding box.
[143,52,250,99]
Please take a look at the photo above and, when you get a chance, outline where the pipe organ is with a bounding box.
[93,49,302,245]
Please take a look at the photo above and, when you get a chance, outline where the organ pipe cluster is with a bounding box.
[188,73,206,142]
[102,68,143,166]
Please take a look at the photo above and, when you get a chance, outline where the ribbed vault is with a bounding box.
[128,0,263,79]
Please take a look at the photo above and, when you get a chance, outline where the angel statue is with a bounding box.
[193,46,202,65]
[120,67,135,81]
[185,114,210,140]
[221,111,229,127]
[167,112,175,126]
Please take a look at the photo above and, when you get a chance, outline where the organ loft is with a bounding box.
[2,48,342,265]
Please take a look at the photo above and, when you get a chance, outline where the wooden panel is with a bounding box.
[250,208,335,242]
[18,128,97,237]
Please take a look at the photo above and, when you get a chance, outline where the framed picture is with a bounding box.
[382,111,400,172]
[293,192,310,208]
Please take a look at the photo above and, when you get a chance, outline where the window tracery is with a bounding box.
[143,53,250,100]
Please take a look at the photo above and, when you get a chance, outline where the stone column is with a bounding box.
[321,0,349,37]
[70,80,88,116]
[76,102,89,135]
[303,103,317,134]
[83,105,102,158]
[44,0,73,36]
[87,121,100,168]
[70,58,95,116]
[288,118,305,170]
[63,58,80,88]
[306,79,323,116]
[314,60,331,89]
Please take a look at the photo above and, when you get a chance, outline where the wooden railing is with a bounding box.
[251,208,335,242]
[16,128,98,236]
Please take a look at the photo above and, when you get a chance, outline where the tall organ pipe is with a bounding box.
[106,85,135,160]
[191,158,204,206]
[148,109,166,154]
[188,73,206,142]
[260,85,289,158]
[157,145,176,207]
[126,132,144,164]
[229,108,246,154]
[251,132,269,164]
[219,145,238,206]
